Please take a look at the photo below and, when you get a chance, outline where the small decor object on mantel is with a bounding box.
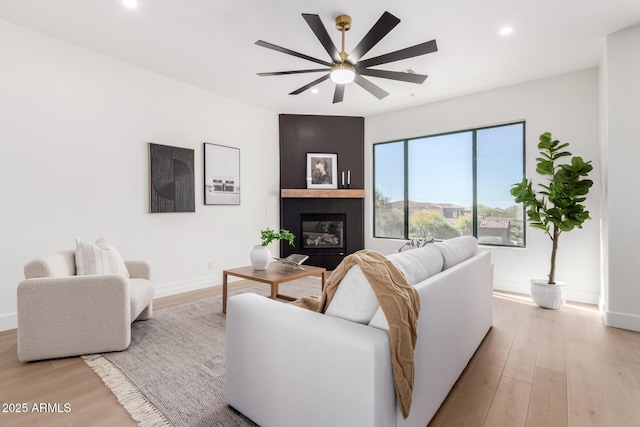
[510,132,593,309]
[250,228,295,270]
[306,153,338,189]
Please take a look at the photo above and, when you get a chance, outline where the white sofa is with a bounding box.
[226,236,493,427]
[17,249,154,362]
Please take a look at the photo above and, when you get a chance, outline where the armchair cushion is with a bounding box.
[75,237,130,278]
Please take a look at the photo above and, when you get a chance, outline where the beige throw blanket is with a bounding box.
[291,250,420,419]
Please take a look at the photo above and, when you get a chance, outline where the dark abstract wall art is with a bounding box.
[149,143,195,213]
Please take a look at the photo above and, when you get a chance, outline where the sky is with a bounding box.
[374,123,524,209]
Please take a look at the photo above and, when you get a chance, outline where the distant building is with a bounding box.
[479,217,511,244]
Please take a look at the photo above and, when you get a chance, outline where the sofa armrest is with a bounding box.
[125,260,150,280]
[226,293,396,427]
[17,275,131,361]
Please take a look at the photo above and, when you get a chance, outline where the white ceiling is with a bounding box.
[1,0,639,117]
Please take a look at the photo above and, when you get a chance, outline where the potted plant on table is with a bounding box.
[250,228,295,270]
[510,132,593,309]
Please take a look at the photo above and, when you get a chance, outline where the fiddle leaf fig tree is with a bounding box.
[510,132,593,284]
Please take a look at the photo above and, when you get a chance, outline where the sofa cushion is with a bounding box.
[435,236,478,270]
[369,237,479,331]
[324,265,380,324]
[386,244,444,285]
[75,237,130,278]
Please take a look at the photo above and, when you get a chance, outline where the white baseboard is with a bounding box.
[493,279,600,305]
[153,274,223,299]
[492,279,529,296]
[603,309,640,332]
[0,312,17,332]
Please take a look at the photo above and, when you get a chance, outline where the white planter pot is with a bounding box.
[250,245,271,270]
[530,279,566,309]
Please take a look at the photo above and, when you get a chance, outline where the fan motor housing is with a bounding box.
[335,14,351,31]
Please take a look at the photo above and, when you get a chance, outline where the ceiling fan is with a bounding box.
[255,11,438,103]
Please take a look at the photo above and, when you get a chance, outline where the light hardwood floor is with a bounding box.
[1,285,639,427]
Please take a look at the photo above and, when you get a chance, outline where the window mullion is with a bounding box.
[472,131,478,238]
[403,139,409,240]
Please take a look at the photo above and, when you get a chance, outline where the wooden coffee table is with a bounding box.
[222,262,326,313]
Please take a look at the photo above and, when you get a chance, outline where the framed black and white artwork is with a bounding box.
[307,153,338,188]
[306,153,338,189]
[204,143,240,205]
[149,143,195,213]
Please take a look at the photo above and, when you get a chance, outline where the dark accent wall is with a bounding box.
[279,114,364,189]
[279,114,365,270]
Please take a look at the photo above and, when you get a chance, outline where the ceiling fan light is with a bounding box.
[330,63,355,84]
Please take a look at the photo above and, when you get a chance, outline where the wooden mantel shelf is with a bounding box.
[281,189,365,199]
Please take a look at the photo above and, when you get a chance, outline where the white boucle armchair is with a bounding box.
[17,249,154,362]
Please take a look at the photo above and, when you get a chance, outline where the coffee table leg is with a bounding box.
[271,283,277,300]
[223,272,228,313]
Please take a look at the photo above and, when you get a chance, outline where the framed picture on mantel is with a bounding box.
[306,153,338,189]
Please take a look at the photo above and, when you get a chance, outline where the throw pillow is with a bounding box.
[75,237,130,278]
[324,265,380,324]
[368,306,389,331]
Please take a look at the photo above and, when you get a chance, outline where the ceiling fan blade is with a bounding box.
[358,68,428,84]
[302,14,342,64]
[333,84,345,103]
[356,40,438,68]
[348,11,400,64]
[354,75,389,100]
[258,69,330,76]
[255,40,332,67]
[290,74,331,95]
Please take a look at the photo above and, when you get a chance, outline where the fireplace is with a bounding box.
[281,197,363,270]
[301,214,345,254]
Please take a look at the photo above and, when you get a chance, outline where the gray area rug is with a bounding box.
[84,278,322,427]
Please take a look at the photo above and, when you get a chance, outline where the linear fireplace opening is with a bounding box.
[301,213,346,254]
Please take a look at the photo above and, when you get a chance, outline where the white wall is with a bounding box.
[0,20,280,331]
[365,69,602,304]
[602,23,640,330]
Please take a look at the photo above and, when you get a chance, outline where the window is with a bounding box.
[373,141,406,238]
[373,122,525,247]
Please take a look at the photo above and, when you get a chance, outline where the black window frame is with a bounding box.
[373,121,526,247]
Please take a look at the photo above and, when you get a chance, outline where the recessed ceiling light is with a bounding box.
[123,0,138,9]
[499,26,513,36]
[311,88,319,94]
